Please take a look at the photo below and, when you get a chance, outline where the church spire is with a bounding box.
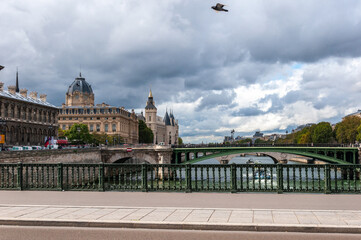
[148,88,153,98]
[16,68,19,93]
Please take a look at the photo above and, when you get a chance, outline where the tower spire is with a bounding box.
[149,88,153,98]
[16,68,19,93]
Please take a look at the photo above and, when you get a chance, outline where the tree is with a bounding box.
[138,120,154,143]
[178,137,183,145]
[312,122,333,143]
[335,116,361,143]
[58,128,67,139]
[65,123,92,144]
[298,132,312,144]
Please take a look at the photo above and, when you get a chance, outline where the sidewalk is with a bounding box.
[1,204,361,233]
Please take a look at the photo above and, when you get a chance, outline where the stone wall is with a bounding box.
[0,148,101,164]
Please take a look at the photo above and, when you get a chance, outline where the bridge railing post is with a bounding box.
[277,163,283,194]
[324,164,331,194]
[231,163,237,193]
[57,163,63,191]
[17,162,23,190]
[99,162,105,191]
[186,163,192,193]
[142,163,148,192]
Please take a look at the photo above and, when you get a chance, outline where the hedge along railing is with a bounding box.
[0,163,360,193]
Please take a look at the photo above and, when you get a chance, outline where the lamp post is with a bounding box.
[0,66,4,149]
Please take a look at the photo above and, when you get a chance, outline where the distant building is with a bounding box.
[0,71,58,146]
[344,110,361,120]
[142,89,179,145]
[292,123,315,133]
[58,73,138,144]
[253,131,263,138]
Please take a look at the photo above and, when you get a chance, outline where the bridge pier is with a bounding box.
[307,159,315,164]
[279,159,288,164]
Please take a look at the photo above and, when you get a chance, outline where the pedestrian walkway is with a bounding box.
[1,204,361,233]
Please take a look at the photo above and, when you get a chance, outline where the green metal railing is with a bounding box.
[0,163,360,193]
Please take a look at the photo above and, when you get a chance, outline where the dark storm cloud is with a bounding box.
[1,1,361,143]
[196,90,235,111]
[231,107,265,117]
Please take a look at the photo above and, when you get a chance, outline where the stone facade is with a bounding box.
[141,90,179,145]
[58,74,139,144]
[0,75,58,147]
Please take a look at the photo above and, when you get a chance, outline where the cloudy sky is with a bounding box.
[1,0,361,143]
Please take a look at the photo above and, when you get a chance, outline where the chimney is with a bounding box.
[0,82,4,91]
[29,91,38,100]
[8,85,16,95]
[40,94,47,102]
[20,89,28,98]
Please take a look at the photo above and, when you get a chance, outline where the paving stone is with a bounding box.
[272,211,299,224]
[37,208,83,219]
[313,211,347,225]
[344,220,361,226]
[294,211,320,224]
[17,207,65,219]
[97,208,138,221]
[121,208,155,221]
[253,210,273,224]
[140,209,175,222]
[208,210,232,223]
[228,210,253,223]
[0,207,44,218]
[79,208,119,220]
[56,208,103,220]
[164,209,192,222]
[184,209,214,222]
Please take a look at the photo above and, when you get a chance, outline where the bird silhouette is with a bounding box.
[212,3,228,12]
[0,65,4,71]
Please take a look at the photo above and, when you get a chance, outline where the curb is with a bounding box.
[0,219,361,234]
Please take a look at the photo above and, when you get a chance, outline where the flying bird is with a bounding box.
[0,65,4,71]
[212,3,228,12]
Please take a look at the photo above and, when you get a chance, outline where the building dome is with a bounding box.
[66,73,93,95]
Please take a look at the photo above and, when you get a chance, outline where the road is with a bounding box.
[0,226,360,240]
[0,191,360,210]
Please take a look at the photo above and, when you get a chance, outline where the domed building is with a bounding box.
[58,73,138,144]
[65,73,94,107]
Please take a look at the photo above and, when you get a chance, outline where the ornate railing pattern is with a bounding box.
[0,163,360,193]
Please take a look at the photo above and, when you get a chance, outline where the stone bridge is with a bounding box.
[0,147,173,164]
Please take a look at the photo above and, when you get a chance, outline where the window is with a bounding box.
[75,117,78,120]
[90,124,94,132]
[149,116,151,121]
[62,117,66,120]
[112,124,116,132]
[105,124,108,132]
[84,117,87,120]
[96,124,100,132]
[62,125,66,130]
[90,117,93,120]
[105,117,108,120]
[112,117,116,120]
[69,117,72,120]
[97,117,100,120]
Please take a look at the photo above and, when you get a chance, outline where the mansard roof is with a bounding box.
[0,90,57,108]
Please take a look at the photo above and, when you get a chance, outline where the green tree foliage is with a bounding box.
[58,128,66,139]
[335,116,361,143]
[178,137,183,145]
[236,138,252,144]
[356,125,361,142]
[65,124,92,144]
[312,122,333,143]
[138,120,154,143]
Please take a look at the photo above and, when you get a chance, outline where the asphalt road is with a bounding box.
[0,191,360,210]
[0,226,361,240]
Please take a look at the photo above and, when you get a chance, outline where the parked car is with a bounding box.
[11,146,23,151]
[32,146,42,150]
[22,146,33,150]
